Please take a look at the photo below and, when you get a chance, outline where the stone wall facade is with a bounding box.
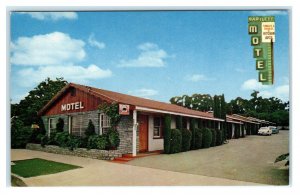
[41,110,138,155]
[26,143,122,160]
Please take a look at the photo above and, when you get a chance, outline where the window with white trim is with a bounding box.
[153,117,162,138]
[99,113,111,135]
[48,118,56,135]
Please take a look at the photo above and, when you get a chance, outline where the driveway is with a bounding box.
[127,131,289,185]
[11,149,260,186]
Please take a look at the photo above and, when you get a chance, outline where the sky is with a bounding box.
[9,10,290,104]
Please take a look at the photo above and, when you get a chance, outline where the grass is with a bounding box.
[11,158,81,178]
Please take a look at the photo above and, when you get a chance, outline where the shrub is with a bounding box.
[190,118,196,150]
[169,129,182,154]
[29,128,43,144]
[210,129,216,147]
[181,129,192,152]
[202,128,212,148]
[194,128,203,149]
[85,120,96,137]
[79,137,88,148]
[106,129,120,149]
[216,129,223,146]
[67,136,81,151]
[56,118,64,132]
[235,126,240,139]
[40,135,48,147]
[176,116,183,130]
[54,132,70,148]
[48,132,57,145]
[163,114,172,154]
[87,135,107,150]
[11,118,32,148]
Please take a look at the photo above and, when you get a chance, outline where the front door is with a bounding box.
[138,115,148,152]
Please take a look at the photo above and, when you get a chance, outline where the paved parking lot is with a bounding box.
[128,130,289,185]
[11,149,259,186]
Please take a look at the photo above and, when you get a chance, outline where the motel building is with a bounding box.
[38,83,271,157]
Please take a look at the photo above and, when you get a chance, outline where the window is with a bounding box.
[48,118,56,135]
[99,113,111,135]
[153,117,162,138]
[70,114,88,137]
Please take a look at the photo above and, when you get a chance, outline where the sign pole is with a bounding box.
[271,38,274,84]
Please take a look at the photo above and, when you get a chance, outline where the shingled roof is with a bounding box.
[38,83,223,121]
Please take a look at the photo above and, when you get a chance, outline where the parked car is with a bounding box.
[258,127,272,136]
[269,126,279,134]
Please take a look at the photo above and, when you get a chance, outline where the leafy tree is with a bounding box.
[11,118,31,148]
[163,114,172,154]
[176,115,183,130]
[11,77,68,126]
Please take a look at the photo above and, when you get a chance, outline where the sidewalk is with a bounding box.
[11,149,262,186]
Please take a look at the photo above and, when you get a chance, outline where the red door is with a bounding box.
[138,115,148,152]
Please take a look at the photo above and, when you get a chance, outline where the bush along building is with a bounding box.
[36,83,274,158]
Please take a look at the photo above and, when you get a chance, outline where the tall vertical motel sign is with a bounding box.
[248,16,275,85]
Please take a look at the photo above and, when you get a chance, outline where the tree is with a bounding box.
[85,120,96,137]
[163,114,172,154]
[11,77,68,126]
[56,118,64,132]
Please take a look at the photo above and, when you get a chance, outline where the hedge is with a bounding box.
[169,129,182,154]
[194,128,203,149]
[163,114,172,154]
[210,129,216,147]
[216,129,223,146]
[202,128,212,148]
[181,129,192,152]
[190,118,196,149]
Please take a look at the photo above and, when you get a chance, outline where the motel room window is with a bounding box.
[99,113,111,135]
[48,118,56,135]
[153,117,162,138]
[70,114,88,137]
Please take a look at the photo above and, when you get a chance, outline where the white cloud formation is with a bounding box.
[128,88,158,98]
[241,79,270,91]
[19,12,78,21]
[250,10,288,16]
[260,85,289,101]
[88,33,105,49]
[118,42,168,68]
[241,78,289,101]
[16,64,112,87]
[186,74,209,82]
[11,32,86,66]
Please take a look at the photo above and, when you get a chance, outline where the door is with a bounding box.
[138,115,148,152]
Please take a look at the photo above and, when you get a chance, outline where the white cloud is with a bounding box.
[118,42,168,67]
[260,85,289,101]
[186,74,209,82]
[128,88,158,98]
[19,12,78,21]
[241,79,270,90]
[16,64,112,87]
[11,32,86,66]
[242,78,289,101]
[250,10,288,16]
[88,33,105,49]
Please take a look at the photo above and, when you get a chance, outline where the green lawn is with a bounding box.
[11,158,81,178]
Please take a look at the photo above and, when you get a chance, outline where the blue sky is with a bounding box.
[10,10,290,104]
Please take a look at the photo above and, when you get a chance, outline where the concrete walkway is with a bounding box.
[11,149,261,186]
